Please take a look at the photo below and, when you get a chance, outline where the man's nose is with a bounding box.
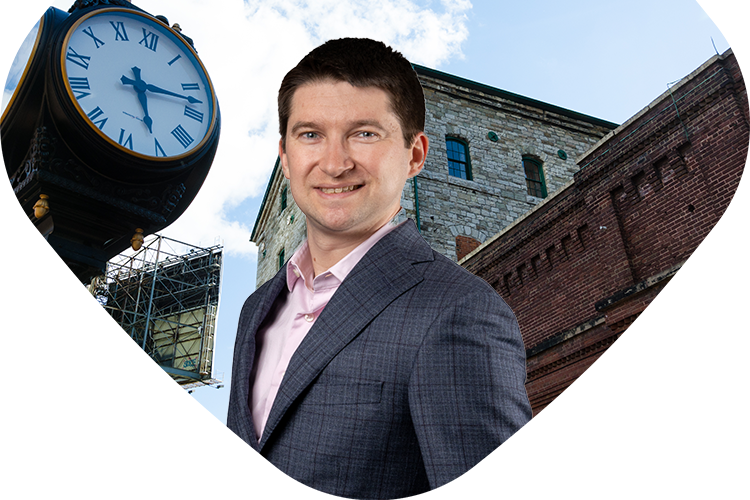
[318,139,354,177]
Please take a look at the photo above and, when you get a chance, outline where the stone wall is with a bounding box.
[253,160,307,287]
[403,66,615,260]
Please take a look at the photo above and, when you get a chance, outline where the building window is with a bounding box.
[523,156,547,198]
[280,186,287,212]
[446,137,471,180]
[278,248,285,270]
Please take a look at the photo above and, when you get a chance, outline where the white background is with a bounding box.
[1,0,748,498]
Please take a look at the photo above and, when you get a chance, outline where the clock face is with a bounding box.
[61,9,216,160]
[1,16,42,121]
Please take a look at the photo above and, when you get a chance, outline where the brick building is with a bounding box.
[251,65,616,286]
[461,49,748,415]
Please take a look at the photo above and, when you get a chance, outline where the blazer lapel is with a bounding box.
[232,268,288,450]
[259,221,433,451]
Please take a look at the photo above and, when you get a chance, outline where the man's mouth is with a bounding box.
[319,185,362,194]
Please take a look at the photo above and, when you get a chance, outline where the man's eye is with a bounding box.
[302,132,318,139]
[358,131,377,138]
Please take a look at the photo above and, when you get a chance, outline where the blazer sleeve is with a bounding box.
[407,286,531,489]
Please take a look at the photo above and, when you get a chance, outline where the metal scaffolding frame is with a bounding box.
[92,234,224,389]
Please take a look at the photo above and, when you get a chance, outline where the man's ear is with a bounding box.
[279,138,290,179]
[407,132,429,178]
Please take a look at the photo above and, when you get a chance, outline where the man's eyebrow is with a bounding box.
[350,119,386,130]
[289,121,318,136]
[289,119,388,136]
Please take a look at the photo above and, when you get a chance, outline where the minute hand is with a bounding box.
[145,83,203,104]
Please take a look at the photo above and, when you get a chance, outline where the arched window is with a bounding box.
[446,137,472,180]
[523,156,547,198]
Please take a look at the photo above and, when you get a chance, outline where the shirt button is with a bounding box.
[304,314,314,322]
[293,268,300,277]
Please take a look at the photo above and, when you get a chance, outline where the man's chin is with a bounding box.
[307,216,377,240]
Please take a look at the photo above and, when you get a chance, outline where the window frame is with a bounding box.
[523,156,547,198]
[446,136,472,180]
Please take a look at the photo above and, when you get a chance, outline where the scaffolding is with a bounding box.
[92,234,223,389]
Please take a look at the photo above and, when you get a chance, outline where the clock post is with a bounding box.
[2,0,220,283]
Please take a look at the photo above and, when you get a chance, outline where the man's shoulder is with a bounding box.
[377,222,509,312]
[376,220,501,298]
[423,249,505,303]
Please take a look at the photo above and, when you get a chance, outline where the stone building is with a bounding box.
[251,65,617,286]
[461,49,748,416]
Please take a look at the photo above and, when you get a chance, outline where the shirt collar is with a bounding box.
[286,214,406,292]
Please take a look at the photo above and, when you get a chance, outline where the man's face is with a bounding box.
[280,80,428,244]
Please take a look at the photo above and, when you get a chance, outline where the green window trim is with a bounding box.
[280,186,288,212]
[446,136,472,180]
[523,156,547,198]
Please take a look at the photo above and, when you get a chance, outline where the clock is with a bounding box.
[47,6,219,180]
[3,4,220,282]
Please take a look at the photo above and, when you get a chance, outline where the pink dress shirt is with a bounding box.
[250,220,403,440]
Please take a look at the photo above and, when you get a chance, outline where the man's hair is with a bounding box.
[278,38,425,149]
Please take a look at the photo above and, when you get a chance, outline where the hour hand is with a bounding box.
[121,68,152,133]
[137,92,153,133]
[120,75,136,86]
[144,83,202,104]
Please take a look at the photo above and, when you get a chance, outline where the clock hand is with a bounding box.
[120,67,153,133]
[137,91,153,133]
[144,83,203,104]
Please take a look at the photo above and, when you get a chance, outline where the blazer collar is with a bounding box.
[259,220,433,451]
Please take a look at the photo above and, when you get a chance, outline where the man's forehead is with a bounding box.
[290,80,394,111]
[287,80,399,129]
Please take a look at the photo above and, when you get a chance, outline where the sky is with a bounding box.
[1,0,748,498]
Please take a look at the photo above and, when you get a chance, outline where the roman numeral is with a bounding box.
[154,138,167,157]
[139,29,159,52]
[86,106,108,130]
[66,47,91,70]
[171,125,193,149]
[69,77,91,99]
[118,129,133,150]
[184,106,204,123]
[82,26,105,48]
[110,21,129,41]
[181,83,200,91]
[167,55,182,66]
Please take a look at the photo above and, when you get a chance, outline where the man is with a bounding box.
[228,38,531,499]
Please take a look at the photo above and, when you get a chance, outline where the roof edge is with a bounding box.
[576,48,734,167]
[412,64,619,130]
[250,156,281,242]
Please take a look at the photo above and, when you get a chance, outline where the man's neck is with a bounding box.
[305,208,401,277]
[305,227,377,278]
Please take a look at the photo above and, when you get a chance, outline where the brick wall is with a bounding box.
[462,50,748,416]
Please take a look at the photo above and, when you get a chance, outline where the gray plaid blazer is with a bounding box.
[227,220,531,499]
